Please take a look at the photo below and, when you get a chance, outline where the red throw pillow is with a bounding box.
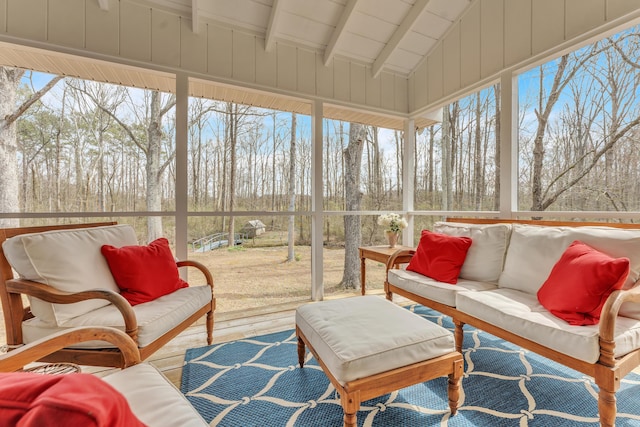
[406,230,472,284]
[101,238,188,306]
[537,240,630,326]
[0,372,145,427]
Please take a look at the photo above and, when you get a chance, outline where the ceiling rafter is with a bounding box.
[323,0,360,67]
[192,0,199,33]
[265,0,284,52]
[97,0,109,11]
[372,0,431,78]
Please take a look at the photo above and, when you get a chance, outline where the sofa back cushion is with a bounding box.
[2,224,138,325]
[433,222,511,283]
[499,224,640,297]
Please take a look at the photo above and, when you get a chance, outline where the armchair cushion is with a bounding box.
[101,238,188,306]
[22,285,212,348]
[0,372,144,426]
[2,225,138,325]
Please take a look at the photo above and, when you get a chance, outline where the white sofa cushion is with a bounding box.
[295,296,455,385]
[434,222,511,283]
[22,285,212,348]
[388,269,497,307]
[456,288,640,364]
[2,224,138,325]
[498,224,640,296]
[102,363,208,427]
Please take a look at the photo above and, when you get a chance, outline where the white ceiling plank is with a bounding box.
[97,0,109,11]
[372,0,431,78]
[265,0,284,52]
[323,0,361,66]
[192,0,199,33]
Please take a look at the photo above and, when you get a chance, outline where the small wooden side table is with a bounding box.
[359,245,413,295]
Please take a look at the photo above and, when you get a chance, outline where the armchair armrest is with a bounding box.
[0,327,141,371]
[176,260,214,288]
[598,285,640,367]
[385,249,416,274]
[177,260,215,310]
[6,278,138,339]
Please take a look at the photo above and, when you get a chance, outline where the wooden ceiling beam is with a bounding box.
[192,0,199,33]
[265,0,284,52]
[372,0,431,78]
[323,0,360,67]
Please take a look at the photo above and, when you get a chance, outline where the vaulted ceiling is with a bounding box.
[146,0,471,77]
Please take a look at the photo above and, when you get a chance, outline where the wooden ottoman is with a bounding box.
[296,296,463,427]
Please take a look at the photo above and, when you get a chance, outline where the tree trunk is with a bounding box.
[146,91,164,241]
[227,103,237,247]
[340,123,365,289]
[286,113,297,262]
[0,67,61,227]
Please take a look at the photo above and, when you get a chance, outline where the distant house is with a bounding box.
[242,220,266,238]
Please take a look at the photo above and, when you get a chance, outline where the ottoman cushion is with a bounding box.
[295,296,455,384]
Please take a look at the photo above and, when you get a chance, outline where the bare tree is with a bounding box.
[340,122,366,289]
[286,113,297,262]
[0,67,62,226]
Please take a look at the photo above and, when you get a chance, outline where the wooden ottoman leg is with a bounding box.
[453,320,465,353]
[448,357,464,415]
[341,390,361,427]
[297,335,306,368]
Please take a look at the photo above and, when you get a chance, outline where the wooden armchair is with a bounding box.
[0,222,215,368]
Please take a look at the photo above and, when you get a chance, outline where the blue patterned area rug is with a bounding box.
[181,304,640,426]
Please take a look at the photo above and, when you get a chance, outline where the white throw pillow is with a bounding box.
[2,224,138,325]
[433,222,512,283]
[498,224,576,295]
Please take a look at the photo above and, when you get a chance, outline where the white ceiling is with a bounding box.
[148,0,471,77]
[0,0,474,129]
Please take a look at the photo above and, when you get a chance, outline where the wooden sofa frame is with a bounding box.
[384,218,640,427]
[0,222,215,368]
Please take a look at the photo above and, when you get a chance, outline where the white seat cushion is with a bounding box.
[388,269,497,307]
[456,288,640,363]
[102,363,208,427]
[434,222,511,283]
[296,296,455,385]
[2,224,138,324]
[22,285,212,348]
[499,224,640,296]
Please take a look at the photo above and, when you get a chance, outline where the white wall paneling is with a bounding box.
[427,43,443,104]
[7,0,46,41]
[86,0,119,56]
[531,0,565,55]
[349,62,366,105]
[48,0,84,49]
[207,25,232,78]
[120,2,151,61]
[460,1,480,87]
[232,31,256,84]
[480,0,504,79]
[381,71,396,110]
[365,68,381,107]
[151,9,180,67]
[394,74,407,112]
[297,48,316,95]
[180,18,207,73]
[255,37,278,88]
[504,0,532,67]
[333,57,350,101]
[315,53,334,98]
[566,0,606,40]
[276,43,297,92]
[442,23,461,96]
